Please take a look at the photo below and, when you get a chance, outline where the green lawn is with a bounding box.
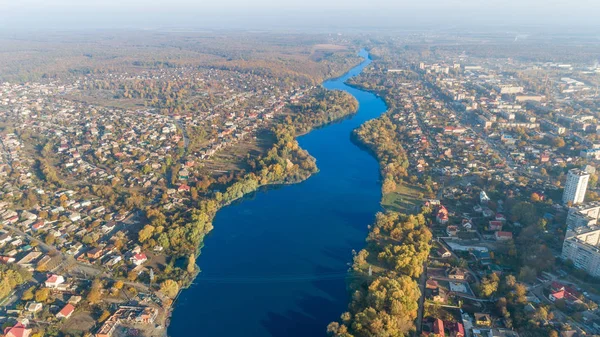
[381,183,425,214]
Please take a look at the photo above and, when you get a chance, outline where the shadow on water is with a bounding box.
[261,265,349,337]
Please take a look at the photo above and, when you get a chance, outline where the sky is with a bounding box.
[1,0,600,32]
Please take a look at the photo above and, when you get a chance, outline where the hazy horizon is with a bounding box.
[1,0,600,33]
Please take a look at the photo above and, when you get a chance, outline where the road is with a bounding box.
[529,281,587,331]
[416,262,427,335]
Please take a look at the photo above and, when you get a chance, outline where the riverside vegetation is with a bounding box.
[137,88,359,290]
[327,63,433,337]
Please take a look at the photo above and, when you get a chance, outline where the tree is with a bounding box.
[35,288,50,302]
[87,279,103,304]
[511,202,538,226]
[98,310,111,323]
[138,225,155,243]
[114,280,124,290]
[127,270,138,282]
[160,279,179,298]
[187,254,195,274]
[479,273,500,298]
[590,174,598,189]
[518,266,537,283]
[22,286,35,301]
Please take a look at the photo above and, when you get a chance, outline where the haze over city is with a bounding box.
[1,0,600,31]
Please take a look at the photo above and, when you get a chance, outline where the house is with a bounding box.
[489,221,503,231]
[495,214,507,222]
[447,322,465,337]
[447,267,467,280]
[0,233,13,245]
[68,212,81,222]
[437,246,452,258]
[480,191,491,204]
[470,250,492,266]
[45,274,65,288]
[130,253,147,266]
[550,290,565,301]
[495,231,513,241]
[177,184,190,192]
[57,303,75,319]
[433,318,445,337]
[135,307,158,323]
[462,219,473,230]
[431,287,448,303]
[474,313,492,327]
[426,279,439,289]
[4,323,31,337]
[26,302,43,313]
[483,209,494,218]
[68,295,82,305]
[437,206,449,224]
[87,247,103,260]
[31,220,46,231]
[446,225,459,237]
[0,256,16,263]
[550,282,565,292]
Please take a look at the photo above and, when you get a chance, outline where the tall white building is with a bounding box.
[561,225,600,278]
[562,169,590,205]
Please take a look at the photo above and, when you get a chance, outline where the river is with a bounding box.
[168,49,387,337]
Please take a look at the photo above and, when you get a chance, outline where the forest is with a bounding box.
[353,115,410,194]
[328,212,432,337]
[285,88,359,134]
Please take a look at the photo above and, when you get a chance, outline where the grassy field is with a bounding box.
[381,183,425,215]
[199,130,276,175]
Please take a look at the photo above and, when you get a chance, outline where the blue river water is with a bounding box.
[168,50,387,337]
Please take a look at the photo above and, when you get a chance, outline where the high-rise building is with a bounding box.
[566,202,600,237]
[561,225,600,278]
[562,169,590,205]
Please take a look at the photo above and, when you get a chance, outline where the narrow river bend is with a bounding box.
[169,50,387,337]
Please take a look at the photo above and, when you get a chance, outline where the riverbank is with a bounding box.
[327,59,433,337]
[172,86,361,289]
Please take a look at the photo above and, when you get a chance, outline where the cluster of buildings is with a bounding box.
[385,70,506,180]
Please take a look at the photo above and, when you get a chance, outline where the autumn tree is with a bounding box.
[160,279,179,298]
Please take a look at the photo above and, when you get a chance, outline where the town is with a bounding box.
[327,38,600,337]
[0,30,600,337]
[0,33,362,337]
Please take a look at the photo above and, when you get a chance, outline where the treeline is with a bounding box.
[287,88,358,134]
[328,212,432,337]
[353,115,410,194]
[137,123,318,283]
[0,264,31,300]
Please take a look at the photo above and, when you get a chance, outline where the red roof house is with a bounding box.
[489,221,503,231]
[131,253,147,266]
[4,323,31,337]
[550,290,565,301]
[433,318,445,337]
[45,274,65,288]
[437,206,449,224]
[495,231,513,241]
[177,184,190,192]
[57,303,75,319]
